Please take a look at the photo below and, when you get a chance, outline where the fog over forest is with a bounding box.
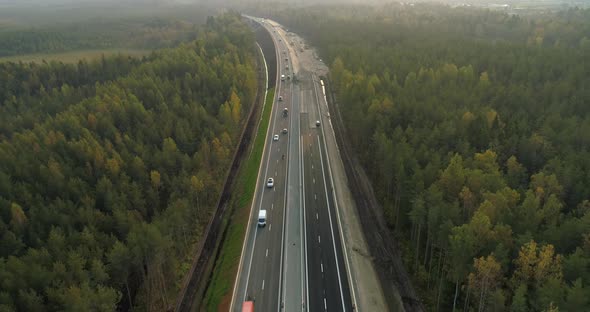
[0,0,586,6]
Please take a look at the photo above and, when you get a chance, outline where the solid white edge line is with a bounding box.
[278,26,295,312]
[317,133,346,311]
[301,123,310,311]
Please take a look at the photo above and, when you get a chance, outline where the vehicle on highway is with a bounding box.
[283,108,288,117]
[278,95,283,101]
[286,64,289,69]
[258,210,267,227]
[282,128,288,134]
[316,120,321,127]
[273,134,279,141]
[267,178,274,188]
[281,74,285,81]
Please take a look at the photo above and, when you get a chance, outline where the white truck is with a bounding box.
[258,210,267,227]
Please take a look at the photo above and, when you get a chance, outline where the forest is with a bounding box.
[0,12,257,311]
[0,18,202,57]
[270,3,590,311]
[0,3,225,58]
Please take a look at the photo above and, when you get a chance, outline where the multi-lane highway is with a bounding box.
[300,73,353,312]
[232,16,354,312]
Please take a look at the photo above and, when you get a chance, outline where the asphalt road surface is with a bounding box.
[232,17,353,312]
[299,73,353,312]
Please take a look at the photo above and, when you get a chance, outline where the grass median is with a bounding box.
[203,87,275,310]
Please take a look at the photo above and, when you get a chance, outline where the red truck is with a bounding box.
[242,301,254,312]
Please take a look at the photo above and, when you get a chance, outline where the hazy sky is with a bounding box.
[1,0,586,9]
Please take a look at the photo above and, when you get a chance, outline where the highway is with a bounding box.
[300,73,353,311]
[232,16,354,312]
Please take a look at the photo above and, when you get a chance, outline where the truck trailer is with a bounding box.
[242,301,254,312]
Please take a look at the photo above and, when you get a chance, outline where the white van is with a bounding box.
[258,210,267,227]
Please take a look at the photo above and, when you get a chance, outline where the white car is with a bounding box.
[267,178,274,188]
[258,210,267,227]
[316,120,321,127]
[273,134,279,141]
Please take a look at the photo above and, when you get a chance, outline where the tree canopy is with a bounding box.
[0,12,257,311]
